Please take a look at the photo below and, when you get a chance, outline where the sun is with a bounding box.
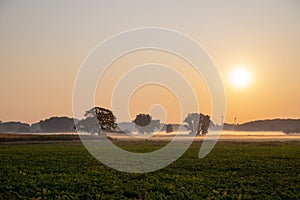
[229,67,252,88]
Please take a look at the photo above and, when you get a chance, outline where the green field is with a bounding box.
[0,141,299,199]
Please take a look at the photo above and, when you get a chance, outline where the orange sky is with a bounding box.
[0,1,299,124]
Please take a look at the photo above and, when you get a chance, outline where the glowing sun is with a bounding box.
[229,67,252,88]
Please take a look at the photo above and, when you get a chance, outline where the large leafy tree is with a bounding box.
[184,113,210,135]
[75,107,117,135]
[133,114,160,134]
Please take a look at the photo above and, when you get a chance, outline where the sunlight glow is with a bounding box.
[229,67,252,88]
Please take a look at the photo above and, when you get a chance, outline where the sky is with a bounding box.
[0,0,299,124]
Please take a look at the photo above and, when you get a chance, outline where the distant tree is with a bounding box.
[133,114,160,134]
[35,117,75,132]
[183,113,199,134]
[133,114,151,127]
[200,114,210,135]
[166,124,174,133]
[75,107,117,135]
[184,113,211,135]
[0,122,30,133]
[30,123,42,132]
[75,117,101,134]
[283,128,300,134]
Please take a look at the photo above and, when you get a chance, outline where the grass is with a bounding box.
[0,141,299,199]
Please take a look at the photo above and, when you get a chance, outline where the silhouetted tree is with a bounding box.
[75,117,101,134]
[75,107,117,135]
[184,113,199,134]
[200,114,210,135]
[35,117,75,132]
[166,124,174,133]
[184,113,210,135]
[0,122,30,133]
[133,114,160,134]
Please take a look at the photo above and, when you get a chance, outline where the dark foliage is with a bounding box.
[165,124,174,133]
[75,107,117,135]
[33,117,75,133]
[133,114,160,134]
[0,122,30,133]
[184,113,211,135]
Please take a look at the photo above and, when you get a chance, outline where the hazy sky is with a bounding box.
[0,0,299,124]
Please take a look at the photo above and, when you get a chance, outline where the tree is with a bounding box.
[184,113,211,135]
[200,114,210,135]
[75,117,101,134]
[166,124,174,133]
[133,114,160,134]
[183,113,199,134]
[0,122,30,133]
[75,107,117,135]
[34,117,75,132]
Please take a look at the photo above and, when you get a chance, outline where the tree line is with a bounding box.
[0,117,75,133]
[75,106,211,135]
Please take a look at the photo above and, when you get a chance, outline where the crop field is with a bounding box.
[0,140,299,199]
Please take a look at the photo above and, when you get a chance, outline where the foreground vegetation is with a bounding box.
[0,141,299,199]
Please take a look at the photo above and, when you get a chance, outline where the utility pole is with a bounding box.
[234,117,237,131]
[196,113,201,135]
